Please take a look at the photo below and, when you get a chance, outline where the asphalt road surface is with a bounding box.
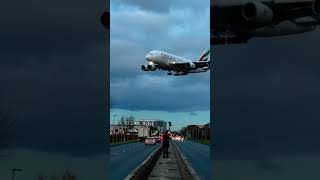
[175,140,210,180]
[110,142,159,180]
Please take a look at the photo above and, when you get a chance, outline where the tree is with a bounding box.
[179,126,187,137]
[203,123,210,141]
[118,116,135,142]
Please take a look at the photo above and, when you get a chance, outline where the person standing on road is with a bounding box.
[162,130,170,158]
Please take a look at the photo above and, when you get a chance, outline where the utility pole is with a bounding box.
[12,168,22,180]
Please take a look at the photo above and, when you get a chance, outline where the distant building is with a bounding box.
[135,119,167,135]
[110,119,168,136]
[110,125,124,134]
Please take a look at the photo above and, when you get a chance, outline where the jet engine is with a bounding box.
[141,65,149,71]
[313,0,320,15]
[242,2,273,24]
[147,64,156,71]
[186,62,196,69]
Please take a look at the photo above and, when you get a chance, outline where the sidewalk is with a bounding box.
[148,142,182,180]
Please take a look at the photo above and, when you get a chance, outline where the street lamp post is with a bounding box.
[113,114,117,126]
[12,168,22,180]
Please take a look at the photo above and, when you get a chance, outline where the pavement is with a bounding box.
[175,140,210,180]
[110,141,160,180]
[148,142,182,180]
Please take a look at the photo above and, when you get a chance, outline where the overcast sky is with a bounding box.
[212,29,320,179]
[110,0,210,131]
[0,0,108,179]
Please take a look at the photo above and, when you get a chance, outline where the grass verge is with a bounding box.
[110,140,140,147]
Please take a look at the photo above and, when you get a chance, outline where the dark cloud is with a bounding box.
[111,74,209,112]
[212,155,320,180]
[212,30,320,177]
[112,0,207,13]
[110,0,210,112]
[0,0,109,157]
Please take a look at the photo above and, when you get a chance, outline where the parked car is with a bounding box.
[145,137,156,145]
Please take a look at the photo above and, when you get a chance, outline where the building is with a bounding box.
[110,125,124,134]
[110,124,139,134]
[110,119,167,137]
[135,119,167,135]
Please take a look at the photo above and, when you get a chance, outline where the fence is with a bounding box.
[110,134,139,143]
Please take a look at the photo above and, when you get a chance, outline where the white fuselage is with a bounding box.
[145,50,208,73]
[146,50,190,66]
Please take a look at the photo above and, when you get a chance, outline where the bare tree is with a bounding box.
[62,170,76,180]
[203,123,210,142]
[118,116,135,142]
[36,173,46,180]
[35,170,77,180]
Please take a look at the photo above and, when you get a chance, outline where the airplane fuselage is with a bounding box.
[146,51,190,67]
[142,50,210,75]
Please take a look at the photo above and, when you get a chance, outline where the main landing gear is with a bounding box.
[173,72,188,76]
[167,71,187,76]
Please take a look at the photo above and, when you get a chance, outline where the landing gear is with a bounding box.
[173,72,187,76]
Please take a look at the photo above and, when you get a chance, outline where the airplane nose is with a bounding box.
[146,54,152,61]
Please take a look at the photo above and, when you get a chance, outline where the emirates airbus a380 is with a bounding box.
[141,49,210,76]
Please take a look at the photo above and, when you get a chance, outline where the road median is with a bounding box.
[124,140,200,180]
[124,144,162,180]
[172,141,201,180]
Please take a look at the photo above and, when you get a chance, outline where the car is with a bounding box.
[145,137,156,145]
[153,136,161,143]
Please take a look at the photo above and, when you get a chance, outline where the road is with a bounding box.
[175,140,210,180]
[110,142,160,180]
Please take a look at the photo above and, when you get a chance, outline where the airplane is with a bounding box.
[141,49,210,76]
[211,0,320,45]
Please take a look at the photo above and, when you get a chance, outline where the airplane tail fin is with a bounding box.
[196,48,210,62]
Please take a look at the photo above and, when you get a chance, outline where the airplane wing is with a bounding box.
[153,64,172,71]
[295,16,320,26]
[212,0,320,44]
[214,0,320,25]
[170,61,211,70]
